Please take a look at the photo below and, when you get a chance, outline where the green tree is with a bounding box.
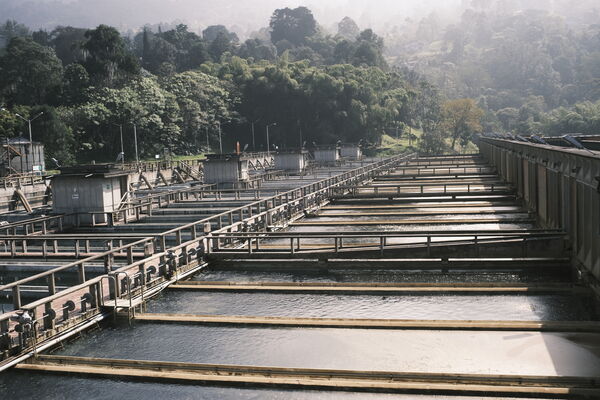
[270,7,317,47]
[160,70,236,151]
[31,105,76,165]
[337,17,359,40]
[82,25,139,86]
[0,37,63,105]
[208,32,233,62]
[41,26,88,65]
[61,63,90,105]
[0,20,29,49]
[238,39,276,62]
[419,130,448,155]
[202,25,238,43]
[71,77,181,161]
[441,98,484,148]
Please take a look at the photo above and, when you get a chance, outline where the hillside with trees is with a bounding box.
[0,8,446,164]
[1,1,598,164]
[385,0,600,137]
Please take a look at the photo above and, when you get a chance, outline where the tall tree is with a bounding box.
[208,31,233,62]
[47,26,88,65]
[270,7,317,47]
[31,105,76,165]
[337,17,359,40]
[82,25,139,86]
[61,63,90,105]
[441,98,484,148]
[0,20,29,48]
[0,37,63,105]
[202,25,238,43]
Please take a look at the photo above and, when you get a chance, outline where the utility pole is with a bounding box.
[217,121,222,154]
[266,123,276,156]
[132,123,139,163]
[8,110,44,173]
[205,125,210,153]
[251,121,256,152]
[251,118,261,152]
[113,123,125,164]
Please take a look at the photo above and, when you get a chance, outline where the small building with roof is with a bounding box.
[1,137,45,176]
[52,164,132,225]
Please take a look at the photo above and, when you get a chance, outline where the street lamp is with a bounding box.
[251,119,260,152]
[112,123,125,164]
[205,124,210,153]
[14,112,44,145]
[216,120,222,154]
[3,109,44,173]
[266,122,276,156]
[131,123,139,163]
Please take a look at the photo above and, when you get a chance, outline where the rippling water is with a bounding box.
[0,180,595,399]
[287,223,533,233]
[0,372,564,400]
[196,269,569,284]
[310,213,530,222]
[147,291,596,321]
[33,324,600,377]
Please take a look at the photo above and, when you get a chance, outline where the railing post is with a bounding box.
[127,246,134,264]
[427,236,431,257]
[12,285,21,309]
[78,263,86,283]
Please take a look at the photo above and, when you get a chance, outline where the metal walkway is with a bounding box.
[1,152,599,399]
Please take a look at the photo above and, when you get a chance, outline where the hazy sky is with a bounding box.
[2,0,595,38]
[0,0,464,36]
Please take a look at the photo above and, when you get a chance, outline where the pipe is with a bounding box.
[0,311,110,372]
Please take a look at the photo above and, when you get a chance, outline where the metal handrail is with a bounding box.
[0,237,153,293]
[207,231,566,255]
[0,152,414,360]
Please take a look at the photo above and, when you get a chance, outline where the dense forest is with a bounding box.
[387,1,600,136]
[0,7,448,164]
[0,1,599,164]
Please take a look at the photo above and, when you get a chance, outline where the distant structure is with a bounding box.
[313,144,341,164]
[52,164,131,225]
[274,150,309,174]
[340,143,363,160]
[0,137,45,176]
[202,153,250,186]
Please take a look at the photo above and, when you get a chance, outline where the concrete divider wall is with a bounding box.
[478,137,600,282]
[0,181,49,213]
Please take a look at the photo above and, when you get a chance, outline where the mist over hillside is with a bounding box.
[1,0,458,36]
[4,0,597,38]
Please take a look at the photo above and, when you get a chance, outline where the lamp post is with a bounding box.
[205,125,210,153]
[251,119,260,152]
[266,122,276,156]
[14,112,44,145]
[112,123,125,164]
[3,109,44,173]
[217,120,222,154]
[132,123,139,163]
